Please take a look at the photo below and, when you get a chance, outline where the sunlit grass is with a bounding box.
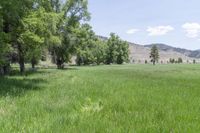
[0,64,200,132]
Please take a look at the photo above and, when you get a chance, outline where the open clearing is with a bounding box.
[0,64,200,132]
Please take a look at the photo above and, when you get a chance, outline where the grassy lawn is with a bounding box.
[0,64,200,132]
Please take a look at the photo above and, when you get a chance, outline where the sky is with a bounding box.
[88,0,200,50]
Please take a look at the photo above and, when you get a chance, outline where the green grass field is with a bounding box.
[0,64,200,132]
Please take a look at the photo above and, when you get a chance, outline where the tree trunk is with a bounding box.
[31,58,37,70]
[153,61,155,65]
[0,64,11,75]
[19,58,25,73]
[56,58,64,69]
[17,43,25,73]
[0,67,4,75]
[31,62,35,70]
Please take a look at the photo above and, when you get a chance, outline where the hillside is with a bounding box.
[97,36,200,63]
[129,43,199,63]
[145,44,200,58]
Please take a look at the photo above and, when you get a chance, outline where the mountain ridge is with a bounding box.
[97,35,200,63]
[144,43,200,58]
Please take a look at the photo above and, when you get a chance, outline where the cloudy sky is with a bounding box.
[88,0,200,50]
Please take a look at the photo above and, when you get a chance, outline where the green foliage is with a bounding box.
[193,59,196,64]
[150,45,159,65]
[19,7,61,68]
[106,33,129,64]
[74,24,107,65]
[49,0,90,68]
[178,57,183,63]
[169,58,175,64]
[1,0,128,73]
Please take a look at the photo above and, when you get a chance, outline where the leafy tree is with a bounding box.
[116,40,129,64]
[74,24,108,65]
[169,58,175,64]
[177,57,183,63]
[74,24,96,65]
[150,45,159,65]
[50,0,90,69]
[93,39,107,65]
[3,0,35,73]
[0,30,11,75]
[106,33,129,64]
[19,8,61,69]
[193,59,196,64]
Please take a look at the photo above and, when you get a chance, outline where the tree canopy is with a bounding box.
[150,45,159,65]
[0,0,129,75]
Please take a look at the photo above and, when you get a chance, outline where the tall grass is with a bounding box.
[0,64,200,132]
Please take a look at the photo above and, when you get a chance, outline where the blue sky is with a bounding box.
[88,0,200,50]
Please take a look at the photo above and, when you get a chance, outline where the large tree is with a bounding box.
[50,0,90,69]
[19,7,61,69]
[74,24,100,65]
[106,33,129,64]
[150,45,159,65]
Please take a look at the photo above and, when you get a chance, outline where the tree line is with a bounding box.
[149,45,197,65]
[0,0,129,75]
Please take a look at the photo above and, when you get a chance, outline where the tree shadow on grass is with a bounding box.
[8,69,52,77]
[0,75,47,97]
[0,67,80,97]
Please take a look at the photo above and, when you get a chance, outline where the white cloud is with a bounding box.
[147,25,174,36]
[126,29,139,34]
[182,23,200,38]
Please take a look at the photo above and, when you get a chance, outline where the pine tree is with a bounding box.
[150,45,159,65]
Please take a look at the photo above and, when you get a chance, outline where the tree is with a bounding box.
[106,33,129,64]
[150,45,159,65]
[19,8,61,70]
[93,39,107,65]
[0,7,10,75]
[3,0,35,73]
[0,31,11,75]
[169,58,175,64]
[193,59,196,64]
[50,0,90,69]
[116,40,129,64]
[74,24,97,65]
[177,57,183,63]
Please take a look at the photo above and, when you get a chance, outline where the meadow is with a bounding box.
[0,64,200,132]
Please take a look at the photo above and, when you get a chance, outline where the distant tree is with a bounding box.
[187,60,189,64]
[106,33,129,64]
[75,24,104,65]
[116,40,129,64]
[94,40,107,65]
[169,58,175,64]
[150,45,159,65]
[193,59,196,64]
[145,60,148,64]
[177,57,183,63]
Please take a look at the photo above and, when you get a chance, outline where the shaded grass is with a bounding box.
[0,64,200,132]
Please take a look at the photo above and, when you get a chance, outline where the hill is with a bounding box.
[145,44,200,58]
[97,36,200,63]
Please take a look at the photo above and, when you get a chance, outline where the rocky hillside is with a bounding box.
[97,35,200,63]
[145,44,200,58]
[129,43,198,64]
